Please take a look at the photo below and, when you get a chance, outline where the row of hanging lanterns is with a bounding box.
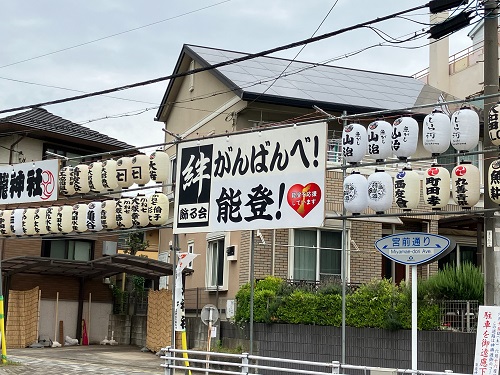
[59,150,170,196]
[0,193,170,237]
[343,162,481,214]
[342,105,480,165]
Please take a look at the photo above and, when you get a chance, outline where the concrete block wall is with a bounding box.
[214,320,475,374]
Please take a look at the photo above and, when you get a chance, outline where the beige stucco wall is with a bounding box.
[39,299,112,345]
[0,136,46,164]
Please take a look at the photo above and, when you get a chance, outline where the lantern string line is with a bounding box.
[8,224,174,241]
[326,147,500,171]
[327,207,500,220]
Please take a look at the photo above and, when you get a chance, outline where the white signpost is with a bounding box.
[375,232,451,370]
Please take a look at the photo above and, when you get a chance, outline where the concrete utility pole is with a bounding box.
[483,0,499,306]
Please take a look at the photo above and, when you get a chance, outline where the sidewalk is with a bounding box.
[4,345,186,375]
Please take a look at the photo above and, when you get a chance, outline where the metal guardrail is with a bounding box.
[161,347,472,375]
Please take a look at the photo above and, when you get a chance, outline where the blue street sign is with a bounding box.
[374,232,451,266]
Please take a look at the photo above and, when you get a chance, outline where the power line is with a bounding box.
[0,0,232,70]
[0,2,429,116]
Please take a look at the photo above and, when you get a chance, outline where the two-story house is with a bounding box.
[152,44,481,319]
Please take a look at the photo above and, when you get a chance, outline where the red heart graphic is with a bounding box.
[287,183,322,218]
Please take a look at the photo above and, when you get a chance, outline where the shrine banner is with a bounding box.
[0,160,58,204]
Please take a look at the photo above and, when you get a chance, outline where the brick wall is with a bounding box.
[350,221,382,283]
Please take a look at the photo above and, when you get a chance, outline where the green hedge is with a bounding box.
[234,270,480,330]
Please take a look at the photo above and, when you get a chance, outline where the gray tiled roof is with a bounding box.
[1,108,133,149]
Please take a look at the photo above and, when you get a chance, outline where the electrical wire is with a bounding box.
[246,0,341,106]
[0,2,430,116]
[0,0,233,70]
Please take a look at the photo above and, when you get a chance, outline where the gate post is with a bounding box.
[164,346,173,375]
[241,352,249,374]
[332,361,340,374]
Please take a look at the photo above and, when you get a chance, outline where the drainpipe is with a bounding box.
[8,135,25,165]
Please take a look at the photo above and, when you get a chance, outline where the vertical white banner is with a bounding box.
[174,252,198,332]
[473,306,500,375]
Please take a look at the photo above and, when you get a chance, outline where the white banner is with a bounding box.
[175,252,199,332]
[473,305,500,375]
[0,159,58,204]
[174,122,327,233]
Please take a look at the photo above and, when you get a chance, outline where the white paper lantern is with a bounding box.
[392,117,419,161]
[149,151,170,183]
[367,170,393,213]
[22,208,37,236]
[489,103,500,146]
[451,105,480,152]
[116,198,133,229]
[451,162,480,208]
[71,203,88,233]
[102,159,120,190]
[367,120,393,161]
[148,193,170,225]
[488,159,500,204]
[132,195,149,227]
[343,172,368,214]
[131,154,150,186]
[87,202,103,232]
[59,166,75,195]
[34,207,49,235]
[0,210,13,236]
[394,168,420,210]
[116,157,134,189]
[12,208,24,236]
[57,205,74,233]
[88,161,105,192]
[101,200,118,230]
[73,164,90,194]
[342,123,367,165]
[423,109,451,156]
[46,206,59,233]
[423,166,450,209]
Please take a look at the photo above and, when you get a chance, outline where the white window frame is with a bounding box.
[205,232,228,291]
[288,228,344,282]
[187,241,194,269]
[167,155,177,196]
[189,60,195,92]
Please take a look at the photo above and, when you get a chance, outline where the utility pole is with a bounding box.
[483,0,499,305]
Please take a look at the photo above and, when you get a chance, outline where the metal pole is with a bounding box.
[341,111,347,364]
[483,0,499,306]
[411,265,417,370]
[171,233,178,349]
[249,230,255,354]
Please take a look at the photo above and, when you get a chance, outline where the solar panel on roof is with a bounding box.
[185,45,459,114]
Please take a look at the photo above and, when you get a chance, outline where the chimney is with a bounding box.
[429,12,450,92]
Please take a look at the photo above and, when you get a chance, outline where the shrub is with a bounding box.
[346,279,402,329]
[424,263,483,303]
[234,275,453,331]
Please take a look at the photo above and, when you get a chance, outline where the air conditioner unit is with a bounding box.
[226,245,237,261]
[102,241,117,256]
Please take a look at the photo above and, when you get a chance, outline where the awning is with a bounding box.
[0,253,177,280]
[325,212,403,225]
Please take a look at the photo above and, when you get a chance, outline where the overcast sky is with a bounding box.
[0,1,476,151]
